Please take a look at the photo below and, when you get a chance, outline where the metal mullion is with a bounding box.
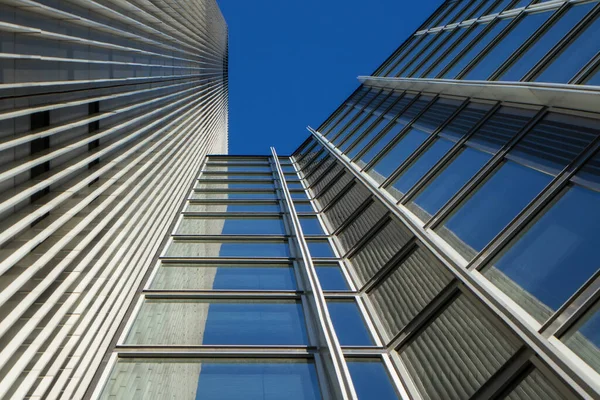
[304,154,334,182]
[454,13,524,80]
[291,136,315,159]
[310,128,600,398]
[350,92,418,162]
[294,140,320,164]
[308,166,345,197]
[571,50,600,84]
[298,148,327,177]
[468,133,600,273]
[361,95,440,173]
[330,197,375,236]
[401,102,502,205]
[406,27,458,77]
[297,146,326,173]
[489,2,571,81]
[522,2,600,82]
[379,98,472,190]
[335,91,394,150]
[317,179,357,213]
[434,17,501,79]
[420,21,478,78]
[341,216,392,260]
[329,89,384,144]
[425,106,549,230]
[343,92,407,156]
[398,28,453,78]
[321,88,372,136]
[380,34,429,77]
[271,147,358,400]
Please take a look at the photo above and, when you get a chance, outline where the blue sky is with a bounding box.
[217,0,442,155]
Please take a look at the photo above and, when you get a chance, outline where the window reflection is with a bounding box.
[356,121,408,167]
[484,185,600,322]
[185,203,280,213]
[347,360,399,400]
[436,161,552,259]
[562,300,600,374]
[315,265,349,291]
[166,240,290,258]
[535,14,600,83]
[386,138,455,200]
[150,264,297,290]
[191,192,278,200]
[126,300,308,345]
[300,216,325,235]
[307,240,336,258]
[498,3,595,82]
[100,359,322,400]
[176,217,285,235]
[427,23,486,78]
[327,301,374,345]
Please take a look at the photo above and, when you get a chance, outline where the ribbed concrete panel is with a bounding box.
[0,0,228,398]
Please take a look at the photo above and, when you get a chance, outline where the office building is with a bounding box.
[1,0,600,399]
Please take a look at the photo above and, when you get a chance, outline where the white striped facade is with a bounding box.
[0,0,228,398]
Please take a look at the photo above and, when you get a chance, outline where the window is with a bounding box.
[339,115,379,152]
[403,31,451,77]
[412,28,466,78]
[199,173,273,181]
[562,301,600,374]
[436,161,552,259]
[442,18,512,79]
[327,301,374,345]
[315,265,349,291]
[347,118,389,159]
[498,2,595,82]
[356,121,408,167]
[204,165,272,173]
[408,147,492,220]
[325,107,363,139]
[125,299,308,345]
[196,182,275,190]
[99,359,322,400]
[307,240,336,258]
[463,11,553,80]
[150,264,297,290]
[299,216,325,235]
[166,240,290,258]
[388,34,438,77]
[347,360,399,400]
[176,217,285,235]
[291,190,309,200]
[294,201,314,213]
[367,128,430,184]
[484,185,600,322]
[185,203,280,213]
[535,14,600,83]
[427,23,486,78]
[386,138,455,200]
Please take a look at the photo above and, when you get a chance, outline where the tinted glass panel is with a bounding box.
[176,218,285,235]
[535,13,600,83]
[413,28,466,78]
[315,265,349,291]
[166,241,290,258]
[484,185,600,322]
[294,202,315,213]
[409,147,492,220]
[427,23,486,78]
[126,300,307,345]
[307,240,336,258]
[388,34,437,77]
[347,118,389,159]
[387,138,455,199]
[200,174,272,180]
[443,18,512,79]
[204,165,272,173]
[191,192,277,200]
[300,217,325,235]
[347,360,399,400]
[357,121,408,166]
[367,128,430,184]
[196,182,275,190]
[100,359,322,400]
[464,11,552,80]
[328,301,374,345]
[437,161,552,259]
[499,3,595,82]
[150,264,297,290]
[291,191,309,200]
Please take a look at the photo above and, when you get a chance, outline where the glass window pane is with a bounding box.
[347,360,399,400]
[387,138,455,200]
[204,165,272,173]
[504,368,571,400]
[125,300,308,345]
[443,18,512,79]
[413,28,465,78]
[388,34,438,77]
[332,111,374,145]
[340,115,379,151]
[315,265,349,291]
[327,301,374,345]
[404,31,451,77]
[166,240,290,258]
[99,359,322,400]
[427,23,486,78]
[294,202,315,213]
[562,301,600,374]
[291,191,309,200]
[367,128,430,184]
[499,3,595,82]
[357,121,407,166]
[300,217,325,235]
[436,161,552,259]
[535,14,600,83]
[288,182,305,190]
[191,192,277,200]
[325,107,363,138]
[176,217,285,235]
[200,174,273,180]
[400,296,519,400]
[464,11,553,80]
[484,185,600,322]
[408,147,492,220]
[150,264,297,290]
[186,203,280,213]
[347,118,389,159]
[307,240,336,258]
[585,65,600,85]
